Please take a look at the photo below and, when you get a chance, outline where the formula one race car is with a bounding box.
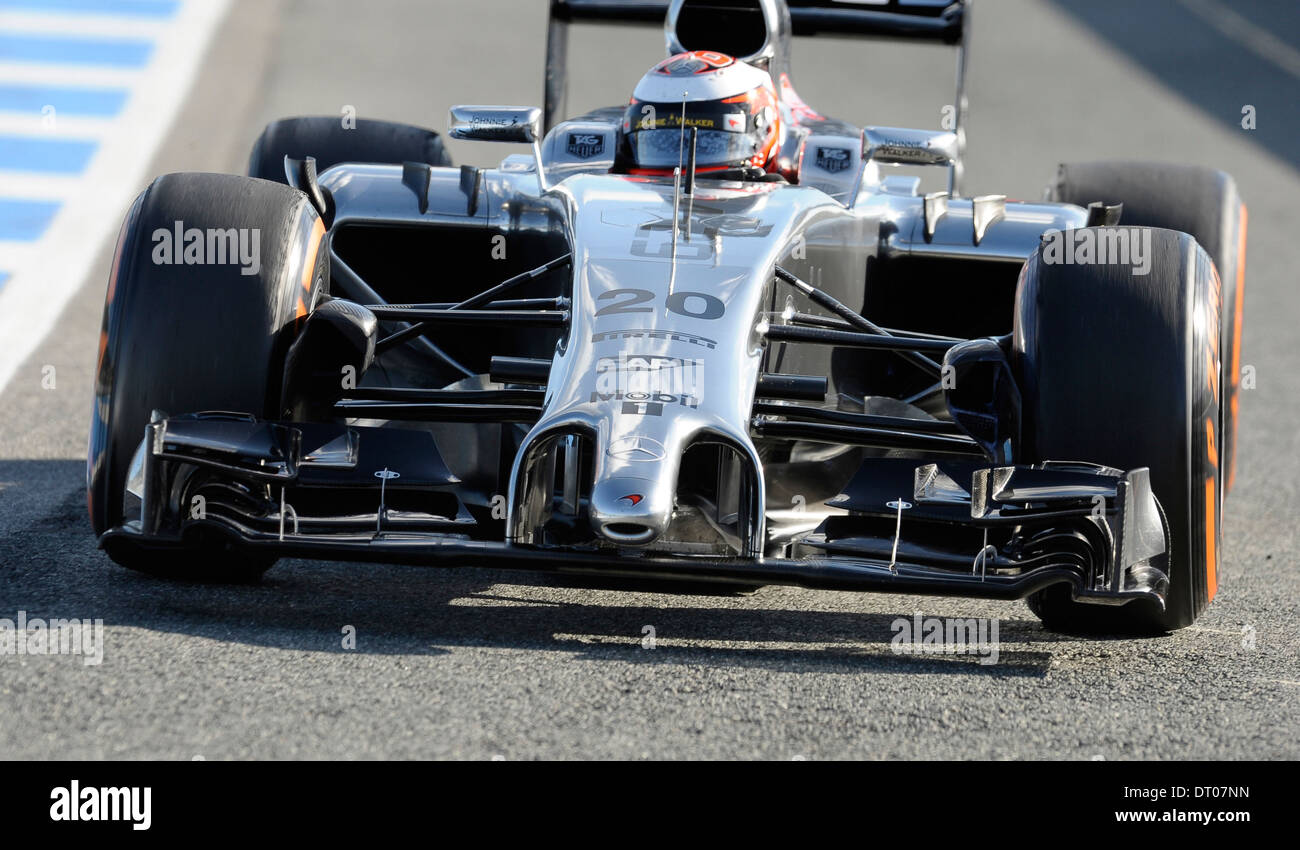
[88,0,1246,634]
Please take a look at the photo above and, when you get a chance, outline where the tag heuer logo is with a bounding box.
[567,132,605,159]
[815,146,852,173]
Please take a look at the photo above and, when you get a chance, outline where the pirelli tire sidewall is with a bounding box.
[87,172,329,541]
[1014,226,1221,632]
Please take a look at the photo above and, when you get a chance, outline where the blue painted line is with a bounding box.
[0,33,154,68]
[0,0,178,17]
[0,271,9,291]
[0,84,128,116]
[0,198,60,241]
[0,135,97,173]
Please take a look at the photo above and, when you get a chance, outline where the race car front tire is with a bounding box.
[87,172,329,581]
[1048,161,1245,495]
[1015,227,1222,634]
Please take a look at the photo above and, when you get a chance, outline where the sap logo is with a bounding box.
[50,781,151,830]
[634,208,773,239]
[567,133,605,159]
[815,147,852,174]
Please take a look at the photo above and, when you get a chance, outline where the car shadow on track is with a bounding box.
[0,459,1136,678]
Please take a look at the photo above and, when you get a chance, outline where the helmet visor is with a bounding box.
[623,101,757,170]
[628,128,761,170]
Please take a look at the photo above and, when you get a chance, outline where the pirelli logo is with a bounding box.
[591,330,717,349]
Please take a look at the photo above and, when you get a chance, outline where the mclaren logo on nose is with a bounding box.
[620,494,644,506]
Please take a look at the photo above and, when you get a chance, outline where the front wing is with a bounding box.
[102,412,1170,610]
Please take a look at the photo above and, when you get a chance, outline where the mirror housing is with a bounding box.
[863,126,959,167]
[448,105,543,144]
[448,105,548,191]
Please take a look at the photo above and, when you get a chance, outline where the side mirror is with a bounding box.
[448,105,543,144]
[448,105,547,191]
[863,126,959,167]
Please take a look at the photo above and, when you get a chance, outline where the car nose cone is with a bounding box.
[589,475,669,545]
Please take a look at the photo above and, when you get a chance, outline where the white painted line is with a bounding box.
[0,113,116,137]
[0,0,232,397]
[0,11,171,39]
[1179,0,1300,81]
[0,171,83,200]
[0,61,143,88]
[0,242,41,268]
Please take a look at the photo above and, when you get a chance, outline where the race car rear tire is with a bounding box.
[88,172,330,580]
[1015,227,1222,634]
[1048,161,1245,494]
[247,116,452,183]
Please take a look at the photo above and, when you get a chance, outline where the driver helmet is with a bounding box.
[620,51,781,176]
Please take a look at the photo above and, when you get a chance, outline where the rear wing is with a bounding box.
[544,0,970,191]
[546,1,965,40]
[786,0,963,41]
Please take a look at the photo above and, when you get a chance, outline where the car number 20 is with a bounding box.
[594,288,725,320]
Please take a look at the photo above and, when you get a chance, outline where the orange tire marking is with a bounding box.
[1206,345,1219,403]
[301,216,325,294]
[1205,477,1218,601]
[1229,203,1247,490]
[1205,415,1218,602]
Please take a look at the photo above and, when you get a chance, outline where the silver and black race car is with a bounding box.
[87,0,1247,634]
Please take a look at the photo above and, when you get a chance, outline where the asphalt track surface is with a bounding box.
[0,0,1297,760]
